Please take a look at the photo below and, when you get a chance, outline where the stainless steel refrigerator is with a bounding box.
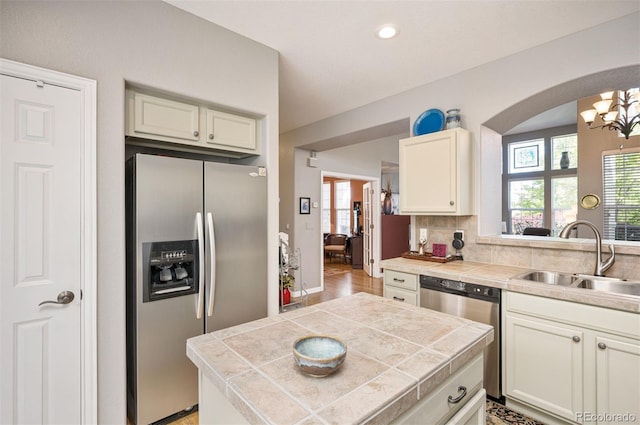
[126,153,267,424]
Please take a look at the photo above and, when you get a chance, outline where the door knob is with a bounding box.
[39,290,75,306]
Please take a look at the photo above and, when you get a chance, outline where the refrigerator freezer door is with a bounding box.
[204,162,268,332]
[131,154,203,424]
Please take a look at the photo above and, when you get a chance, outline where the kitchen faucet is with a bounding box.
[558,220,615,277]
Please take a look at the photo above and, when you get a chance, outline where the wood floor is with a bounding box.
[305,262,383,305]
[166,263,380,425]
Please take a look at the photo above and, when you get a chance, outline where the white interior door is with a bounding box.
[1,67,90,424]
[362,183,374,276]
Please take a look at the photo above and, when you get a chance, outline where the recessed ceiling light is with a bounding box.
[376,24,397,40]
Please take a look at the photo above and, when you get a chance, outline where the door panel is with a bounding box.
[1,74,82,424]
[363,183,373,276]
[131,154,203,424]
[204,162,267,333]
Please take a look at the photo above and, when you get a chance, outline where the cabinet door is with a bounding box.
[400,133,455,213]
[595,335,640,424]
[505,314,584,422]
[399,128,471,215]
[205,109,256,151]
[131,92,200,141]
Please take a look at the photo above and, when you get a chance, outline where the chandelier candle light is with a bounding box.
[580,89,640,141]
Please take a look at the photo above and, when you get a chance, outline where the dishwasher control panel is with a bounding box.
[419,275,500,302]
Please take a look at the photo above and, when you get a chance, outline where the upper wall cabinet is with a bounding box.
[126,89,259,158]
[399,128,472,215]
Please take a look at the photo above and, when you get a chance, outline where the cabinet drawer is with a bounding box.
[392,354,483,424]
[384,286,418,306]
[385,270,417,291]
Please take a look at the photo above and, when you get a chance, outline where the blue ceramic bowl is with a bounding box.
[293,335,347,377]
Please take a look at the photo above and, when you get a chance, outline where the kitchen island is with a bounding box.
[187,292,493,424]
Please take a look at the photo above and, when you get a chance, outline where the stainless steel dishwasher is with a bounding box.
[420,275,502,401]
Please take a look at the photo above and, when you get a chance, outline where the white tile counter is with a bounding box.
[380,257,640,313]
[187,293,493,424]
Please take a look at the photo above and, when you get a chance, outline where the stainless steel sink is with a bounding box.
[514,271,579,286]
[575,279,640,296]
[512,270,640,297]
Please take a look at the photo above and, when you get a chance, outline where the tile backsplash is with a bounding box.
[413,215,640,280]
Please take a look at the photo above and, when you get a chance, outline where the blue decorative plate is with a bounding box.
[413,109,445,136]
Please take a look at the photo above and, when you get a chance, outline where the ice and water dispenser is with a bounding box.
[142,240,199,302]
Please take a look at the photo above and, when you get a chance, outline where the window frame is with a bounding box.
[602,147,640,241]
[502,125,578,235]
[334,180,351,235]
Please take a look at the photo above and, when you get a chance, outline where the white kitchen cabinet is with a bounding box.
[126,89,259,157]
[128,91,200,142]
[399,128,472,215]
[595,335,640,424]
[503,291,640,425]
[505,314,584,420]
[205,109,256,151]
[383,269,419,306]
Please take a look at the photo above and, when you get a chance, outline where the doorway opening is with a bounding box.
[321,172,381,293]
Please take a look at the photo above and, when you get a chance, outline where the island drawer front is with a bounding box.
[392,354,483,425]
[384,286,418,306]
[385,270,418,291]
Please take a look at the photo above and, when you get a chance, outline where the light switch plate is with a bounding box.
[420,228,428,241]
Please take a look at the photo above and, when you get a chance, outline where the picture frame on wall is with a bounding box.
[300,197,310,214]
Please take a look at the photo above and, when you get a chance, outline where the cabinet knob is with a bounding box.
[193,130,199,137]
[449,201,455,206]
[572,336,581,343]
[209,133,214,140]
[598,342,607,350]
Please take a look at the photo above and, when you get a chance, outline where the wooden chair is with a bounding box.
[324,234,349,263]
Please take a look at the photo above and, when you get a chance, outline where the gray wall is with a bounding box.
[280,12,640,252]
[291,135,399,289]
[0,1,279,423]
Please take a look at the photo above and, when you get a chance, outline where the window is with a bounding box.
[322,182,331,233]
[603,149,640,241]
[503,129,578,236]
[334,181,351,235]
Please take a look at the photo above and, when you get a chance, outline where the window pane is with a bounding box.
[511,210,544,235]
[509,179,544,234]
[551,134,578,170]
[322,183,331,233]
[335,181,350,209]
[336,210,350,235]
[603,151,640,241]
[334,181,351,234]
[508,139,544,174]
[551,176,577,236]
[509,179,544,209]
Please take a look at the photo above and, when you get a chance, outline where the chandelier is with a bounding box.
[580,89,640,140]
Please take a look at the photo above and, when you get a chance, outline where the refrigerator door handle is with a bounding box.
[206,212,216,317]
[196,212,205,319]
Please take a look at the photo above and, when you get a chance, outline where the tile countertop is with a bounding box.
[380,257,640,313]
[187,292,493,425]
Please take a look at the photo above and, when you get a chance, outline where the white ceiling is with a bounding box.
[165,1,639,133]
